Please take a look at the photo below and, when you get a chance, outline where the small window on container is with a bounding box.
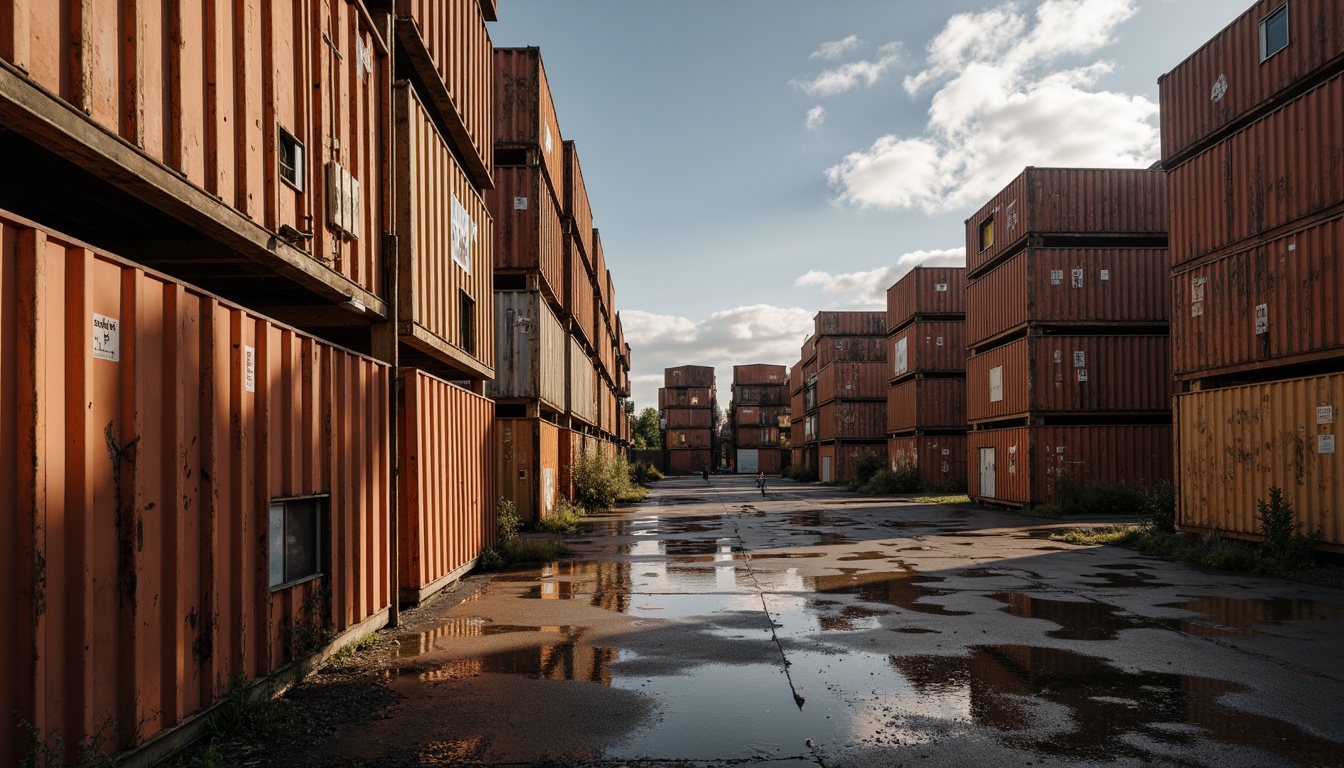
[278,127,305,192]
[1260,5,1289,61]
[979,217,995,251]
[269,497,326,589]
[459,290,476,355]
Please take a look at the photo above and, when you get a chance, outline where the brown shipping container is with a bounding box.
[495,418,561,524]
[1173,214,1344,377]
[736,405,785,427]
[887,267,967,332]
[668,449,714,475]
[0,0,388,297]
[593,230,610,316]
[664,407,712,429]
[488,165,565,303]
[396,85,495,379]
[659,387,713,409]
[493,48,565,197]
[968,426,1173,505]
[568,337,598,425]
[802,335,818,364]
[735,363,788,386]
[399,370,495,602]
[734,384,789,406]
[817,336,887,368]
[487,291,566,411]
[1169,73,1344,265]
[814,311,888,337]
[563,141,594,259]
[789,363,804,394]
[0,212,390,763]
[1159,0,1344,165]
[666,365,716,389]
[818,442,889,484]
[889,435,969,487]
[966,168,1168,276]
[1175,372,1343,548]
[890,321,966,379]
[666,427,713,450]
[735,427,782,449]
[818,401,887,441]
[817,362,889,404]
[887,378,967,433]
[966,248,1170,347]
[394,0,494,183]
[563,233,596,348]
[966,335,1172,423]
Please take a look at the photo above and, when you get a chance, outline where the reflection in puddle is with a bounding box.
[1160,595,1344,637]
[837,551,889,561]
[807,568,970,616]
[992,593,1142,640]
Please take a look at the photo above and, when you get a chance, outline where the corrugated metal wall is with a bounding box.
[887,378,967,433]
[888,435,969,486]
[818,402,887,441]
[563,141,593,260]
[969,426,1172,505]
[890,321,966,378]
[886,267,966,332]
[568,337,598,425]
[493,47,564,197]
[495,418,561,524]
[487,291,566,410]
[817,362,889,404]
[488,166,566,302]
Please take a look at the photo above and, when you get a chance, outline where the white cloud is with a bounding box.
[829,0,1156,214]
[810,35,864,60]
[805,106,827,131]
[623,305,816,409]
[793,42,906,97]
[794,247,966,308]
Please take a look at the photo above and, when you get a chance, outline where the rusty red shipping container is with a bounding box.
[659,387,713,409]
[965,168,1168,277]
[818,442,889,484]
[818,401,887,442]
[493,47,565,198]
[665,365,716,389]
[564,233,596,348]
[886,267,967,333]
[593,230,611,316]
[394,0,494,185]
[666,428,713,450]
[734,384,790,406]
[567,337,598,426]
[966,335,1172,423]
[1169,72,1344,266]
[1159,0,1344,166]
[890,321,966,379]
[667,449,715,475]
[887,378,967,433]
[789,363,804,395]
[487,165,565,305]
[735,363,788,386]
[790,418,807,450]
[735,405,785,427]
[888,435,969,487]
[813,310,888,337]
[802,335,818,364]
[817,336,887,368]
[664,407,713,429]
[1172,213,1344,378]
[0,212,390,765]
[495,417,561,524]
[399,371,495,603]
[817,362,889,404]
[735,427,781,449]
[968,425,1173,506]
[966,248,1170,348]
[563,141,594,260]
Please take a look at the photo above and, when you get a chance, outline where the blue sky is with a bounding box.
[491,0,1246,410]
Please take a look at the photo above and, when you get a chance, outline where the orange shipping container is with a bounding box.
[563,141,594,260]
[817,361,889,404]
[0,212,390,764]
[488,165,565,305]
[564,233,596,348]
[890,321,966,379]
[968,426,1172,506]
[667,449,714,475]
[818,401,887,441]
[789,362,804,395]
[495,417,561,525]
[886,267,967,333]
[735,363,788,386]
[659,387,713,408]
[665,407,713,429]
[966,248,1170,348]
[966,168,1168,277]
[593,230,611,316]
[665,365,716,389]
[887,378,967,433]
[734,427,781,449]
[487,290,567,411]
[735,405,786,427]
[568,337,598,426]
[1172,213,1344,378]
[966,335,1172,423]
[818,443,888,484]
[493,47,565,198]
[1175,372,1344,549]
[395,85,495,380]
[667,428,713,450]
[889,435,969,488]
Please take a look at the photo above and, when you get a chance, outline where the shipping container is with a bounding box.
[734,427,781,449]
[563,141,594,260]
[595,310,616,382]
[887,267,967,333]
[563,233,596,348]
[593,230,610,317]
[817,361,889,404]
[966,335,1172,423]
[1172,214,1344,378]
[567,337,598,426]
[495,417,561,525]
[399,370,495,603]
[0,212,390,764]
[1169,73,1344,266]
[665,365,716,389]
[487,165,565,304]
[395,84,495,379]
[818,401,888,442]
[734,363,788,386]
[1159,0,1344,165]
[735,405,785,427]
[666,428,713,450]
[0,0,389,300]
[667,449,714,475]
[802,334,818,364]
[966,248,1170,348]
[890,321,966,379]
[493,47,565,198]
[733,384,790,406]
[487,291,566,411]
[393,0,494,184]
[814,310,888,337]
[659,387,713,409]
[887,378,967,433]
[968,425,1173,505]
[818,442,889,484]
[664,407,712,429]
[888,435,969,488]
[966,168,1168,276]
[789,363,804,395]
[817,336,888,368]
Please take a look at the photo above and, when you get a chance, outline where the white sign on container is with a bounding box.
[451,193,477,274]
[935,283,948,292]
[93,314,119,361]
[245,346,256,393]
[1255,304,1269,335]
[1318,406,1335,425]
[514,197,529,210]
[1319,435,1336,455]
[893,338,909,376]
[1071,269,1084,288]
[1051,269,1064,285]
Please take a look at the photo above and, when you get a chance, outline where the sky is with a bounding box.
[490,0,1247,411]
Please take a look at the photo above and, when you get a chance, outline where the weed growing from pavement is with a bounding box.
[536,500,586,534]
[914,494,972,505]
[15,714,125,768]
[328,633,381,667]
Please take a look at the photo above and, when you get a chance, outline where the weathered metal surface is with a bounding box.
[1159,0,1344,165]
[564,233,596,349]
[1,211,390,763]
[887,267,967,333]
[966,248,1170,347]
[818,442,888,483]
[818,401,888,442]
[488,165,565,304]
[659,387,713,409]
[968,425,1172,505]
[733,384,789,407]
[567,337,598,425]
[486,291,566,411]
[666,428,713,450]
[734,426,781,449]
[665,365,716,389]
[1172,214,1344,378]
[887,378,967,433]
[593,230,610,319]
[493,47,564,197]
[813,311,888,337]
[734,364,788,387]
[667,449,714,475]
[495,417,560,524]
[966,168,1168,276]
[664,407,712,429]
[734,405,786,427]
[563,141,594,261]
[817,362,889,404]
[890,321,966,379]
[1176,372,1343,548]
[888,434,969,487]
[817,336,887,368]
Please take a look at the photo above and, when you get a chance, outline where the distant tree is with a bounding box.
[632,407,661,450]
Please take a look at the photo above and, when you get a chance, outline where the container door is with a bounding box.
[979,447,996,498]
[821,456,833,483]
[737,449,759,474]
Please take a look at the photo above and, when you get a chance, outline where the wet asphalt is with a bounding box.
[319,476,1344,767]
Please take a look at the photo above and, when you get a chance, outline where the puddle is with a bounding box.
[392,620,578,659]
[806,568,970,617]
[837,551,889,561]
[991,593,1143,640]
[1159,595,1344,637]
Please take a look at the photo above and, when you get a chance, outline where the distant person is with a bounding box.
[757,472,766,497]
[702,466,710,483]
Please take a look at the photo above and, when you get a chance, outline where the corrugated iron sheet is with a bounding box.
[563,141,594,260]
[733,384,789,406]
[666,428,713,450]
[968,425,1172,505]
[890,321,966,378]
[567,337,597,425]
[818,401,887,441]
[817,336,887,368]
[495,417,560,524]
[818,442,889,483]
[888,435,969,487]
[493,47,564,198]
[665,365,715,389]
[487,291,566,411]
[887,378,967,433]
[667,449,714,475]
[735,364,788,386]
[488,166,565,304]
[814,311,887,337]
[886,267,967,332]
[817,361,889,404]
[564,233,595,348]
[664,407,712,429]
[659,387,713,408]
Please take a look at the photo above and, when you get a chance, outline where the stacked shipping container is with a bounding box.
[799,312,889,483]
[660,365,717,474]
[729,364,791,474]
[1161,0,1344,549]
[964,168,1173,506]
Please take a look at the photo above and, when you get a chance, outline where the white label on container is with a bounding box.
[543,123,553,154]
[989,366,1004,403]
[1073,351,1086,367]
[1051,269,1064,285]
[1077,369,1089,382]
[92,314,119,361]
[894,338,909,376]
[936,336,944,347]
[1191,277,1207,302]
[1319,435,1336,454]
[941,448,951,456]
[1071,268,1084,288]
[1005,200,1018,231]
[1211,73,1228,102]
[244,346,256,393]
[1192,303,1205,317]
[1255,303,1269,335]
[1318,406,1335,425]
[1053,349,1063,364]
[1100,269,1110,281]
[514,196,529,210]
[935,283,948,292]
[1288,243,1296,252]
[450,193,476,274]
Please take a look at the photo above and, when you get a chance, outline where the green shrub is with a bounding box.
[630,461,664,486]
[496,497,521,545]
[924,477,968,494]
[1141,480,1177,532]
[852,451,885,485]
[496,538,571,564]
[783,464,817,483]
[1256,487,1321,570]
[862,465,921,495]
[537,499,586,534]
[1035,473,1155,518]
[571,451,637,510]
